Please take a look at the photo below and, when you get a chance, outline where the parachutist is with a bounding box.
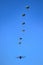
[19,38,22,40]
[22,22,25,25]
[19,42,22,44]
[22,14,25,16]
[26,5,30,9]
[22,29,25,32]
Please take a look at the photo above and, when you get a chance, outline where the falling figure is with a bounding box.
[22,22,25,25]
[16,56,25,59]
[22,14,25,16]
[22,29,25,32]
[19,38,22,40]
[26,5,30,9]
[19,42,22,44]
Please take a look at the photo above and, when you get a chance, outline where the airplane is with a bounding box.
[22,14,25,16]
[26,5,30,9]
[22,22,25,25]
[16,56,25,59]
[19,38,22,40]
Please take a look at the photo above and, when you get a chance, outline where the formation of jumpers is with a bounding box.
[16,5,30,59]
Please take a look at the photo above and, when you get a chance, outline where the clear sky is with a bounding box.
[0,0,43,65]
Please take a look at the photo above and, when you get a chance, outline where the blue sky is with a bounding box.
[0,0,43,65]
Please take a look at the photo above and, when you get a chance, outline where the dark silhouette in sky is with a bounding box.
[22,14,25,16]
[26,5,30,9]
[16,56,25,59]
[22,22,25,25]
[19,38,22,40]
[22,29,25,32]
[19,42,22,44]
